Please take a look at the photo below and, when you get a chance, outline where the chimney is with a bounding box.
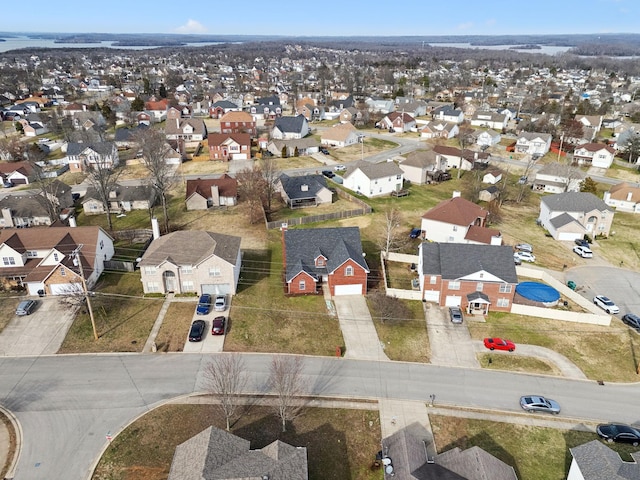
[452,191,461,198]
[301,184,308,192]
[151,217,160,240]
[280,223,288,270]
[627,191,633,202]
[69,216,77,228]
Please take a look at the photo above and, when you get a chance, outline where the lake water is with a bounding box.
[0,36,225,53]
[428,42,572,55]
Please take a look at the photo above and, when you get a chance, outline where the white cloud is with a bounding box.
[456,22,474,31]
[175,19,208,34]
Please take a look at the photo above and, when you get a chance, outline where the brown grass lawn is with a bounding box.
[268,195,366,222]
[330,137,398,162]
[597,211,640,271]
[224,236,344,356]
[0,293,23,334]
[92,403,382,480]
[429,415,617,480]
[477,353,561,376]
[385,260,417,289]
[154,302,196,352]
[468,312,640,382]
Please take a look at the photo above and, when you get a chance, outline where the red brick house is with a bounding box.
[418,243,517,314]
[283,226,369,296]
[208,133,251,161]
[219,111,257,136]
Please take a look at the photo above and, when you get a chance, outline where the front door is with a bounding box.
[163,271,176,293]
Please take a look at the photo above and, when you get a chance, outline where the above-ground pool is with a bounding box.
[515,281,561,307]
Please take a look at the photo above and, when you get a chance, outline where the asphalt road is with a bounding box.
[1,353,640,479]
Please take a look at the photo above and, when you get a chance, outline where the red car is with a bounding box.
[483,337,516,352]
[211,316,226,335]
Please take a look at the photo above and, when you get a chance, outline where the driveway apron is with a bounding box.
[332,295,389,361]
[425,303,480,368]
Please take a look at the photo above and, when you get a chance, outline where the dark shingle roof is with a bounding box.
[279,174,328,200]
[420,243,518,284]
[541,192,612,213]
[345,160,403,180]
[570,440,640,480]
[274,115,307,133]
[284,227,369,282]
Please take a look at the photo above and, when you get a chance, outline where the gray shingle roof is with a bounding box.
[0,194,49,218]
[549,212,580,229]
[420,243,518,284]
[279,174,329,200]
[345,160,403,180]
[570,440,640,480]
[284,227,369,282]
[66,141,115,156]
[541,192,612,213]
[139,230,241,267]
[274,114,307,133]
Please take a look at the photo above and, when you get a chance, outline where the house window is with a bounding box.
[182,280,194,291]
[476,282,483,292]
[60,267,66,276]
[146,281,160,293]
[448,281,460,290]
[345,266,354,276]
[144,266,157,275]
[299,280,306,291]
[53,253,59,261]
[180,266,193,274]
[209,267,221,277]
[315,257,325,267]
[3,257,15,266]
[27,251,38,257]
[499,284,512,293]
[497,298,510,308]
[100,240,104,249]
[452,226,457,232]
[430,275,437,285]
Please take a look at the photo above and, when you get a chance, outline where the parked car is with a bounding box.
[214,294,227,312]
[574,238,590,248]
[409,228,422,239]
[622,313,640,330]
[596,423,640,446]
[211,316,226,335]
[334,164,346,172]
[15,299,37,316]
[196,294,212,315]
[188,320,206,342]
[322,170,335,178]
[593,295,620,314]
[449,306,463,324]
[519,395,560,414]
[513,251,535,263]
[319,147,330,155]
[573,245,593,258]
[483,337,515,352]
[515,243,533,253]
[513,255,522,265]
[518,176,528,185]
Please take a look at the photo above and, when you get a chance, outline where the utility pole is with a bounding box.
[557,133,564,163]
[73,244,98,340]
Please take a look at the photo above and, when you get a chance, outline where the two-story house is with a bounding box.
[539,192,614,241]
[342,161,404,198]
[218,111,257,136]
[603,182,640,213]
[65,142,119,172]
[573,143,616,168]
[532,163,585,194]
[399,150,448,185]
[431,106,464,124]
[271,115,309,140]
[208,133,251,161]
[470,111,508,130]
[376,112,416,133]
[515,132,552,156]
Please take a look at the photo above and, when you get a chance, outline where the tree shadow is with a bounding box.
[237,249,271,293]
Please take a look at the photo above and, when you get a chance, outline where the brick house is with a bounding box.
[208,133,251,161]
[185,175,238,210]
[283,226,369,296]
[218,111,256,136]
[418,243,518,314]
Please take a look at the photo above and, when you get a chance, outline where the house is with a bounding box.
[266,138,319,158]
[320,123,360,148]
[470,111,508,130]
[575,114,603,133]
[219,110,257,136]
[539,192,614,241]
[394,98,427,118]
[515,132,552,156]
[271,115,309,140]
[420,193,502,245]
[82,184,157,215]
[603,182,640,213]
[0,225,114,296]
[418,242,517,314]
[399,150,448,185]
[114,124,149,148]
[568,440,640,480]
[0,195,55,227]
[167,426,307,480]
[377,112,416,132]
[208,133,251,161]
[339,106,361,124]
[62,102,87,117]
[209,100,241,119]
[474,128,502,147]
[431,105,464,124]
[72,111,106,131]
[432,146,475,171]
[65,142,119,172]
[185,175,238,210]
[532,163,586,194]
[165,109,207,144]
[18,116,48,137]
[573,143,616,168]
[143,98,169,122]
[0,161,38,185]
[297,103,325,122]
[419,120,459,139]
[383,423,517,480]
[365,97,395,114]
[342,161,404,197]
[283,226,369,296]
[139,230,242,295]
[277,173,333,208]
[250,96,282,119]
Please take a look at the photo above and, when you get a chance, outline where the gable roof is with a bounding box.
[576,142,615,154]
[208,132,251,147]
[321,122,358,142]
[570,440,640,480]
[219,110,254,123]
[536,162,586,179]
[402,150,439,169]
[541,192,612,213]
[186,175,238,200]
[422,197,488,227]
[139,230,241,267]
[274,115,307,133]
[0,194,50,218]
[66,141,115,157]
[279,173,329,200]
[518,131,552,143]
[345,160,403,180]
[284,227,369,282]
[433,145,462,157]
[420,243,518,284]
[608,182,640,202]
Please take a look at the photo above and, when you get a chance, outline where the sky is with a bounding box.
[4,0,640,37]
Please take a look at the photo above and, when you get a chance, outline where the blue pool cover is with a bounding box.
[516,282,560,303]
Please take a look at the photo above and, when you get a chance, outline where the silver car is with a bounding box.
[449,306,463,324]
[520,395,560,414]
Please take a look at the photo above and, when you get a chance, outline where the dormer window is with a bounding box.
[53,253,59,262]
[315,256,326,267]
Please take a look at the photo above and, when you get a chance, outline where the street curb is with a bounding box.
[0,405,22,480]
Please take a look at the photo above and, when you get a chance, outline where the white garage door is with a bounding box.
[49,283,82,295]
[558,232,580,242]
[445,295,462,307]
[423,290,440,303]
[334,284,363,296]
[231,153,248,160]
[201,284,231,295]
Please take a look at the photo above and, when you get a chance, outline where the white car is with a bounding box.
[573,245,593,258]
[514,251,536,263]
[334,164,346,172]
[593,295,620,314]
[515,243,533,253]
[214,294,227,312]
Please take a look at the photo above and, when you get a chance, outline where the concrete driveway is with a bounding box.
[182,305,227,354]
[333,295,389,361]
[425,303,480,368]
[0,297,76,356]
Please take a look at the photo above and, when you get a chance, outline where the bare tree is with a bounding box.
[236,165,267,224]
[86,161,122,232]
[515,155,537,203]
[202,354,249,431]
[260,156,281,214]
[133,127,175,233]
[268,355,307,433]
[368,289,411,323]
[378,208,406,258]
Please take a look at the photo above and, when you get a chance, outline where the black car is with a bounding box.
[409,228,422,238]
[574,238,590,248]
[322,170,335,178]
[597,423,640,446]
[188,320,206,342]
[319,147,330,155]
[623,313,640,330]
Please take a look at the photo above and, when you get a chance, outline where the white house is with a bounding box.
[320,123,360,148]
[271,115,310,140]
[342,161,404,197]
[515,132,552,156]
[603,182,640,213]
[474,129,501,147]
[573,143,616,168]
[470,111,508,130]
[532,163,585,194]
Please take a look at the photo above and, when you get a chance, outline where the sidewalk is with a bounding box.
[0,406,19,479]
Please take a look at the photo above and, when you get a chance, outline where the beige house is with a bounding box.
[539,192,614,241]
[399,150,447,184]
[139,230,241,295]
[603,182,640,213]
[82,184,157,215]
[320,123,360,147]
